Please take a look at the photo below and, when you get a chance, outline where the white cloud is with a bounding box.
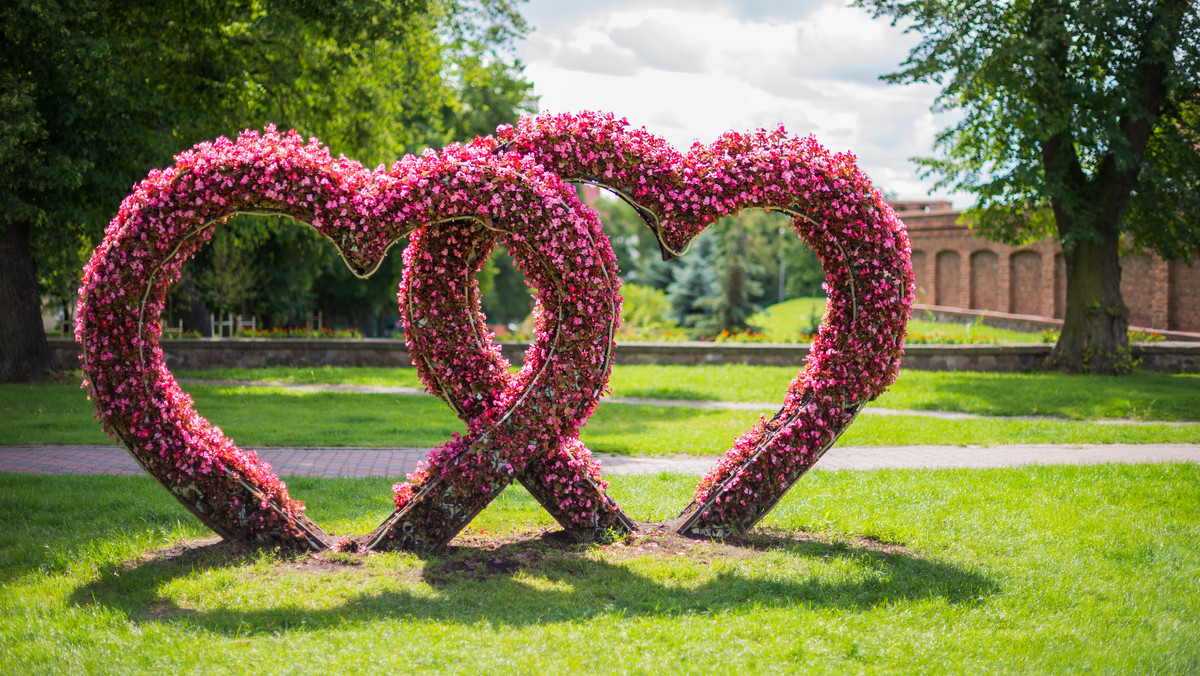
[556,42,640,76]
[609,19,709,73]
[516,0,969,207]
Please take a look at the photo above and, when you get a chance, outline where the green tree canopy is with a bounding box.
[0,0,535,378]
[859,0,1200,372]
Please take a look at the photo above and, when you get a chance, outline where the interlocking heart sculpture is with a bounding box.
[77,112,913,552]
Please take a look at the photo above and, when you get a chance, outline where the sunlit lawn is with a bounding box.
[4,364,1197,672]
[3,365,1199,454]
[750,296,1047,343]
[1,464,1197,673]
[172,364,1200,422]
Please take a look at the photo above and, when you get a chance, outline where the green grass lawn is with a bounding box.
[3,376,1198,454]
[174,365,1200,422]
[2,465,1197,672]
[751,297,1047,343]
[606,365,1200,422]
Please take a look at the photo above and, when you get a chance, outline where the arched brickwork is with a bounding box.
[936,250,962,307]
[911,250,929,303]
[969,250,1001,311]
[1010,250,1043,316]
[1169,262,1200,331]
[891,200,1193,335]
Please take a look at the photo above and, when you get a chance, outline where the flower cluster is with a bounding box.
[494,111,914,536]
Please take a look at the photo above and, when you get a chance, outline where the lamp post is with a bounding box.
[778,225,787,304]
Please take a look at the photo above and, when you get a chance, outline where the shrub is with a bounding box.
[619,284,683,340]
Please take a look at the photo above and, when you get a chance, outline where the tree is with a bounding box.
[0,0,533,380]
[194,229,260,320]
[727,208,825,304]
[584,191,675,288]
[480,250,535,324]
[693,216,765,336]
[666,232,718,330]
[859,0,1200,373]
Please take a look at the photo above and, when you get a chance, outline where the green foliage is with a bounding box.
[2,0,535,333]
[193,228,259,315]
[585,192,673,287]
[665,232,718,328]
[859,0,1199,371]
[1127,100,1200,260]
[478,195,828,334]
[618,283,681,339]
[691,216,765,336]
[480,249,534,324]
[731,209,825,303]
[860,0,1199,253]
[658,211,824,338]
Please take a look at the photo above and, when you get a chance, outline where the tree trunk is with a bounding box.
[0,221,52,382]
[1046,227,1129,373]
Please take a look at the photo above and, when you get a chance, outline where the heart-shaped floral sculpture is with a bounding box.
[78,112,912,552]
[77,126,631,550]
[404,111,914,538]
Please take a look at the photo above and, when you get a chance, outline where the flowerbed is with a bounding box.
[235,327,363,339]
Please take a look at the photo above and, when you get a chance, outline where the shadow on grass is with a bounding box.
[69,530,998,633]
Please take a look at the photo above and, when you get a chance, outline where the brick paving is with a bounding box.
[2,443,1196,478]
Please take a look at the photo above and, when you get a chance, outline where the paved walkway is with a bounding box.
[2,443,1196,478]
[5,380,1194,478]
[179,379,1200,428]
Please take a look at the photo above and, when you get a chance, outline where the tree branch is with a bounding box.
[1092,0,1187,227]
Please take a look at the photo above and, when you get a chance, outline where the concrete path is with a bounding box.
[178,379,1200,428]
[2,443,1196,478]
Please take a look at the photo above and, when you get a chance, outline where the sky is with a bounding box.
[513,0,967,207]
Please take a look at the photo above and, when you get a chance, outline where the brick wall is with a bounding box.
[1170,262,1200,331]
[969,250,1000,311]
[1010,250,1044,316]
[892,201,1199,332]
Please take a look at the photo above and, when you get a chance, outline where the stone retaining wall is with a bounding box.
[913,304,1200,342]
[48,337,1200,373]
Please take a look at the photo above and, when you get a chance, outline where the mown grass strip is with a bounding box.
[3,382,1198,453]
[175,365,1200,422]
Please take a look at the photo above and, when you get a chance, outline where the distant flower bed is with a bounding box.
[1040,328,1165,344]
[1130,330,1166,343]
[712,329,814,343]
[235,327,363,339]
[905,329,1000,345]
[617,328,691,342]
[158,327,364,339]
